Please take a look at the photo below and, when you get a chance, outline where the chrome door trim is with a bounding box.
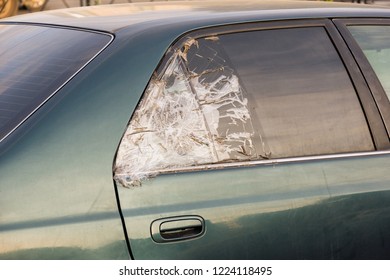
[153,150,390,176]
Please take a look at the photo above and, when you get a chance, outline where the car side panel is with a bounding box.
[0,67,128,259]
[119,154,390,259]
[0,41,135,259]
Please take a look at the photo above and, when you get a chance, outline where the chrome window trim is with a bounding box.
[0,26,115,143]
[155,150,390,176]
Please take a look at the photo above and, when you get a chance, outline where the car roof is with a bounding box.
[2,0,390,33]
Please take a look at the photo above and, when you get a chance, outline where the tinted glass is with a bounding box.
[348,25,390,99]
[215,27,374,158]
[0,24,111,141]
[115,26,375,187]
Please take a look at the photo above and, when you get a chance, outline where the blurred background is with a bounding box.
[1,0,390,19]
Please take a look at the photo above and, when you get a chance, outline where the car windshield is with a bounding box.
[0,24,112,142]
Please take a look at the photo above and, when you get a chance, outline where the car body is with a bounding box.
[1,0,390,259]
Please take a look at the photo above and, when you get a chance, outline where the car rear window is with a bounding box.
[0,24,112,142]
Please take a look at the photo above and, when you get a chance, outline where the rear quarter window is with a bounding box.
[0,24,112,141]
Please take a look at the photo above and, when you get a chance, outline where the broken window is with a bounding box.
[114,26,374,188]
[114,36,257,188]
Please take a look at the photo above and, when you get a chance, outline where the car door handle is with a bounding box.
[150,215,205,243]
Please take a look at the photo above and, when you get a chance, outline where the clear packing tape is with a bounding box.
[114,37,257,188]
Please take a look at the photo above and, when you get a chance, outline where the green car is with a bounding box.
[1,0,390,259]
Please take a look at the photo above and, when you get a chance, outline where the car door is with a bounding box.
[114,20,390,259]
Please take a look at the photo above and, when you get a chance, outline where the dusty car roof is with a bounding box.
[2,0,390,33]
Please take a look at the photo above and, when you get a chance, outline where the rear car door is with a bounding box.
[115,20,390,259]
